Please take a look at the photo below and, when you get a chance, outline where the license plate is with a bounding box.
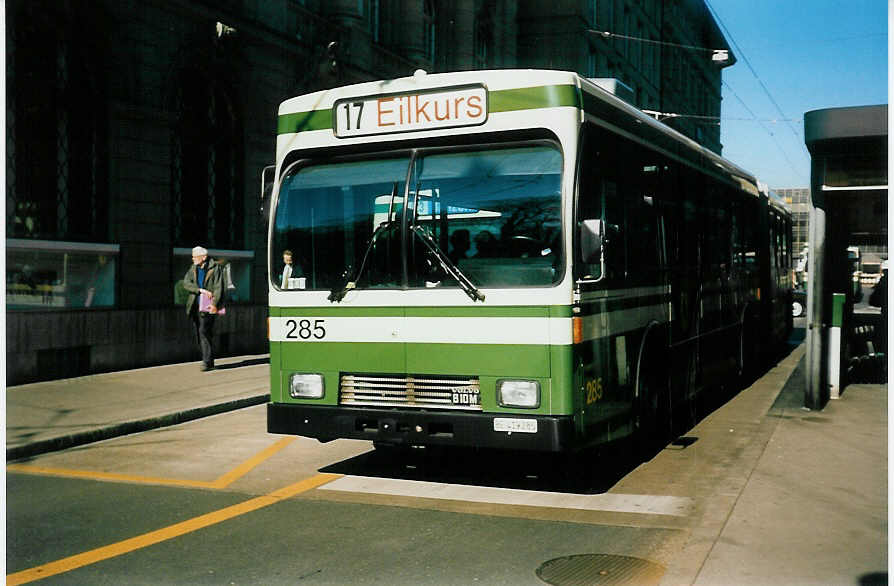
[451,389,481,406]
[493,418,538,433]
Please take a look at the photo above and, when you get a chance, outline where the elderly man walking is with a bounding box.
[182,246,224,371]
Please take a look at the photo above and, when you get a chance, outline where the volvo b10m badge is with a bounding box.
[451,387,481,406]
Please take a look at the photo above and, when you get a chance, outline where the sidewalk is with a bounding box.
[663,345,888,585]
[692,380,887,586]
[6,354,270,461]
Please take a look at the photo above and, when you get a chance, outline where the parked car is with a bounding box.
[792,289,807,318]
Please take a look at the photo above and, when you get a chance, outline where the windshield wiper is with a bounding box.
[328,182,399,303]
[328,178,484,303]
[328,222,388,302]
[410,225,485,302]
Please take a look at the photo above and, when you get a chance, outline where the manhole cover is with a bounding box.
[536,553,665,585]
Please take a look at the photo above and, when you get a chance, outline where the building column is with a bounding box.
[448,0,476,70]
[805,199,828,409]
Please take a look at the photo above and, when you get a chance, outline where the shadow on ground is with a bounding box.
[214,357,270,370]
[322,327,807,495]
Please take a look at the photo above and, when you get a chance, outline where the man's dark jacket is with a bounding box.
[182,259,225,316]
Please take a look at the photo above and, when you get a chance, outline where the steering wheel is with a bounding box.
[509,235,544,258]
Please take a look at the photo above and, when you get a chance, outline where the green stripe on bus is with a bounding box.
[275,305,571,318]
[277,109,333,134]
[276,84,581,135]
[278,307,404,317]
[279,341,552,379]
[405,306,550,318]
[488,85,580,113]
[549,305,574,318]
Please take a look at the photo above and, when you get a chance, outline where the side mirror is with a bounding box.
[260,164,275,221]
[579,219,604,264]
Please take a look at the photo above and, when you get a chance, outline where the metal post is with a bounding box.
[828,293,845,399]
[805,203,827,409]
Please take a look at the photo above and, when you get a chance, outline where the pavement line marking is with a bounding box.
[6,473,341,585]
[320,476,694,517]
[210,437,296,488]
[6,437,297,490]
[5,464,215,489]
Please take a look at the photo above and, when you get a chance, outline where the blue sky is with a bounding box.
[705,0,888,189]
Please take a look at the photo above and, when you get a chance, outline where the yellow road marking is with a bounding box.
[6,473,340,585]
[5,465,215,489]
[209,437,295,488]
[7,437,296,490]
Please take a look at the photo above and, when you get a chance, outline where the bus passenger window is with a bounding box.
[602,180,626,281]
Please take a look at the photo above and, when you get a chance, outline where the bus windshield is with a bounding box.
[272,144,563,292]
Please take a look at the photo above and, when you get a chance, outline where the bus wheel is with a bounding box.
[633,347,669,462]
[632,384,655,462]
[679,350,700,435]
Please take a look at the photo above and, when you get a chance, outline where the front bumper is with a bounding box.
[267,403,576,452]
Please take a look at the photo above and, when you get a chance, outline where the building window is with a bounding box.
[474,3,494,68]
[366,0,380,43]
[171,33,244,250]
[7,2,109,242]
[607,1,614,34]
[423,0,436,62]
[7,240,119,310]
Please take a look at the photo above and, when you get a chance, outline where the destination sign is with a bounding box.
[333,86,487,138]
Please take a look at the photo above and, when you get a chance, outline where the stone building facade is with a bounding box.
[6,0,733,384]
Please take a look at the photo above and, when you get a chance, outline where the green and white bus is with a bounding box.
[265,69,791,458]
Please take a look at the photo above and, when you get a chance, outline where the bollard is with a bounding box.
[829,293,845,399]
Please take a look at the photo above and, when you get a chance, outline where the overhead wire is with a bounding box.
[642,111,802,124]
[703,0,808,152]
[590,13,812,182]
[586,29,718,54]
[721,79,807,182]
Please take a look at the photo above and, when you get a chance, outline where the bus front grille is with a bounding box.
[339,374,483,411]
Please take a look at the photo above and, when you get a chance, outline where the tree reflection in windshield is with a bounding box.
[272,144,562,292]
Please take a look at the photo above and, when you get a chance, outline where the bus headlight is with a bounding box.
[496,380,540,408]
[289,374,325,399]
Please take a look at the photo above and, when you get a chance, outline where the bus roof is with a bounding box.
[278,69,580,115]
[277,69,759,196]
[760,184,791,214]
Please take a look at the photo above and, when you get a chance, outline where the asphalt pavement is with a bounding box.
[5,348,888,585]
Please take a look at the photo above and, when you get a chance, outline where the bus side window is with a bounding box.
[660,163,681,269]
[743,197,759,267]
[576,128,603,280]
[633,159,664,285]
[731,192,743,268]
[601,179,626,282]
